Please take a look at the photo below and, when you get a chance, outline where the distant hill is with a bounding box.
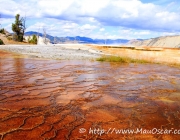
[128,35,180,48]
[25,31,129,44]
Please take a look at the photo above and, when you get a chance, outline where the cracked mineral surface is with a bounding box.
[0,51,180,140]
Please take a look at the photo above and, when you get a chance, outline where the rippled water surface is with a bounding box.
[0,51,180,140]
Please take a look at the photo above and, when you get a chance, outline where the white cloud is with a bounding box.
[26,22,47,32]
[0,0,19,16]
[1,0,180,32]
[0,18,14,25]
[161,32,180,36]
[79,0,110,14]
[80,24,97,30]
[62,23,78,29]
[122,29,131,34]
[88,17,97,23]
[37,0,74,16]
[134,31,150,35]
[100,28,105,32]
[1,0,180,39]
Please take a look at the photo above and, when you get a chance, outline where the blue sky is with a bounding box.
[0,0,180,39]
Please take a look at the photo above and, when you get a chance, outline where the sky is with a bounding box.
[0,0,180,39]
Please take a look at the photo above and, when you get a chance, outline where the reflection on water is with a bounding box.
[0,51,180,139]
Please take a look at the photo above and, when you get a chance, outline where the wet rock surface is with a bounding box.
[0,51,180,140]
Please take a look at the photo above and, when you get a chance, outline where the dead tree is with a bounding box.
[54,37,57,44]
[104,35,106,45]
[22,15,26,38]
[43,27,47,44]
[36,26,40,44]
[0,14,2,29]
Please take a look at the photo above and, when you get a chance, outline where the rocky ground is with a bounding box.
[0,44,103,60]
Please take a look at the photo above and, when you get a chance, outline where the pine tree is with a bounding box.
[12,14,26,42]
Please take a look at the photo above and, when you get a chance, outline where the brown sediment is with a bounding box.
[0,51,180,139]
[91,45,180,65]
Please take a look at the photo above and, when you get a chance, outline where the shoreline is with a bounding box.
[0,44,180,68]
[0,44,103,60]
